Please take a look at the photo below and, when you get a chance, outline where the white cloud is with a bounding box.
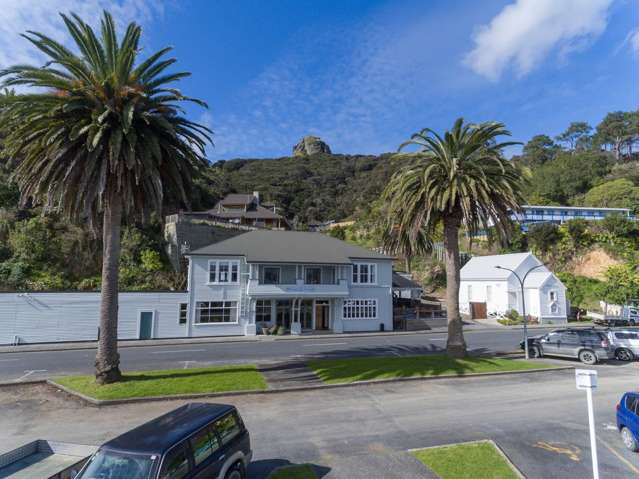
[464,0,613,81]
[0,0,162,69]
[629,29,639,53]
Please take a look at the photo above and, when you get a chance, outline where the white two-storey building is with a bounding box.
[184,230,395,336]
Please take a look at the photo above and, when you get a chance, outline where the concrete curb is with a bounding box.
[0,379,47,388]
[43,365,574,407]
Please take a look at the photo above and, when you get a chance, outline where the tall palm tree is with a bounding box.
[382,218,431,273]
[384,118,524,358]
[0,12,211,383]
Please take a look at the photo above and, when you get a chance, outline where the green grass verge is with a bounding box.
[267,465,318,479]
[412,441,519,479]
[308,354,555,384]
[54,365,267,400]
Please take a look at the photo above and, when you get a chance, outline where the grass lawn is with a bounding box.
[267,465,318,479]
[54,365,267,400]
[308,354,555,384]
[412,441,519,479]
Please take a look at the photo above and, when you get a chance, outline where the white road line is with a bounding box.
[598,437,639,476]
[301,342,348,347]
[16,369,47,381]
[151,349,206,354]
[0,358,20,362]
[390,351,402,357]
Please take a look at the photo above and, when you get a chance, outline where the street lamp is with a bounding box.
[495,263,547,360]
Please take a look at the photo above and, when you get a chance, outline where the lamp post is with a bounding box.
[495,263,547,359]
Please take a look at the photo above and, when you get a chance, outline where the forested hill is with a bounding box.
[196,153,398,224]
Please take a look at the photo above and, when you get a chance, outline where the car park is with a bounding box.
[75,402,252,479]
[617,392,639,452]
[604,329,639,361]
[520,328,614,365]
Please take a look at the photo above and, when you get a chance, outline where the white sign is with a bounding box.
[575,369,597,390]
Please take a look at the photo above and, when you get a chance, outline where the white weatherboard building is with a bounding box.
[459,252,568,324]
[0,231,394,344]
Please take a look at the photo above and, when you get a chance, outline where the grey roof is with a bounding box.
[219,193,255,205]
[460,252,534,280]
[392,272,422,290]
[188,230,394,264]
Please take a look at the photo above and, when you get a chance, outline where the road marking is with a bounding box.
[16,369,47,382]
[181,361,195,369]
[151,349,206,354]
[390,351,402,357]
[602,422,618,431]
[533,441,581,461]
[0,358,20,362]
[598,437,639,476]
[301,342,348,347]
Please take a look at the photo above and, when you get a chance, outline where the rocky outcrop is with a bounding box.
[293,136,332,157]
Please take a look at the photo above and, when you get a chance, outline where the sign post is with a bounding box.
[576,369,599,479]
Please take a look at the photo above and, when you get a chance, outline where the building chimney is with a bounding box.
[253,191,260,205]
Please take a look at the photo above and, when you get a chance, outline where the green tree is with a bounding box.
[601,264,639,306]
[564,219,590,247]
[518,134,559,167]
[384,118,524,357]
[583,179,639,212]
[594,111,638,161]
[382,221,432,273]
[527,223,561,255]
[555,121,592,151]
[0,12,210,383]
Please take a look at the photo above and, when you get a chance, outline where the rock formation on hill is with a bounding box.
[293,135,332,156]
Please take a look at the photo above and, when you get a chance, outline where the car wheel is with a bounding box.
[616,348,635,362]
[529,346,542,358]
[225,462,245,479]
[621,427,639,452]
[578,349,597,365]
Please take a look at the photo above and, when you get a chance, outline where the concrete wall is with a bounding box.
[0,292,188,345]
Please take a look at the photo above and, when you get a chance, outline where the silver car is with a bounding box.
[606,330,639,361]
[523,329,615,365]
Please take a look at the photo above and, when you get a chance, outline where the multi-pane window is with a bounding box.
[343,299,378,320]
[195,301,238,324]
[305,267,322,285]
[256,300,272,323]
[263,267,280,285]
[178,303,188,325]
[208,260,239,284]
[352,264,376,284]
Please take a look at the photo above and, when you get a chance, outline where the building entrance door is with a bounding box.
[276,300,292,329]
[315,300,330,330]
[138,311,154,339]
[300,300,313,329]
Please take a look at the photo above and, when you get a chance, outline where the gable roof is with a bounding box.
[188,230,393,264]
[460,252,534,280]
[523,271,554,289]
[219,193,255,205]
[392,272,423,290]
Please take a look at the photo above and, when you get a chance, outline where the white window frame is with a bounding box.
[352,263,377,285]
[256,299,273,323]
[208,260,240,285]
[262,266,281,285]
[343,299,378,320]
[178,303,188,325]
[304,266,322,285]
[194,301,239,325]
[548,290,558,302]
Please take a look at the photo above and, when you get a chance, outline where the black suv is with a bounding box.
[75,403,252,479]
[521,328,615,365]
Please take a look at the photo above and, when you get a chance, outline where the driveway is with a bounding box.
[1,361,638,478]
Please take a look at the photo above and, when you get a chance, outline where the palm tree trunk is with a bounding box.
[443,214,467,358]
[405,256,411,273]
[95,193,123,384]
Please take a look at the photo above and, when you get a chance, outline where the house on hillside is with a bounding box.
[459,252,568,324]
[0,231,394,344]
[206,191,290,229]
[512,205,634,231]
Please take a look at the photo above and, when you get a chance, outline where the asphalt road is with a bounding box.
[0,328,556,382]
[2,361,638,478]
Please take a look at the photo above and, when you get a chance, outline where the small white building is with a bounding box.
[459,252,568,324]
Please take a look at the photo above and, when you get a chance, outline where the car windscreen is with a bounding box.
[77,449,157,479]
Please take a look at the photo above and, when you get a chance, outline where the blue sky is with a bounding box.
[3,0,639,160]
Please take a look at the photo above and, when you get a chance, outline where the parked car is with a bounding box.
[604,329,639,361]
[617,392,639,452]
[75,403,252,479]
[520,328,614,365]
[594,317,637,327]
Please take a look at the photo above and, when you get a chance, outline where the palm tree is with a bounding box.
[384,118,524,358]
[0,12,211,383]
[382,218,431,273]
